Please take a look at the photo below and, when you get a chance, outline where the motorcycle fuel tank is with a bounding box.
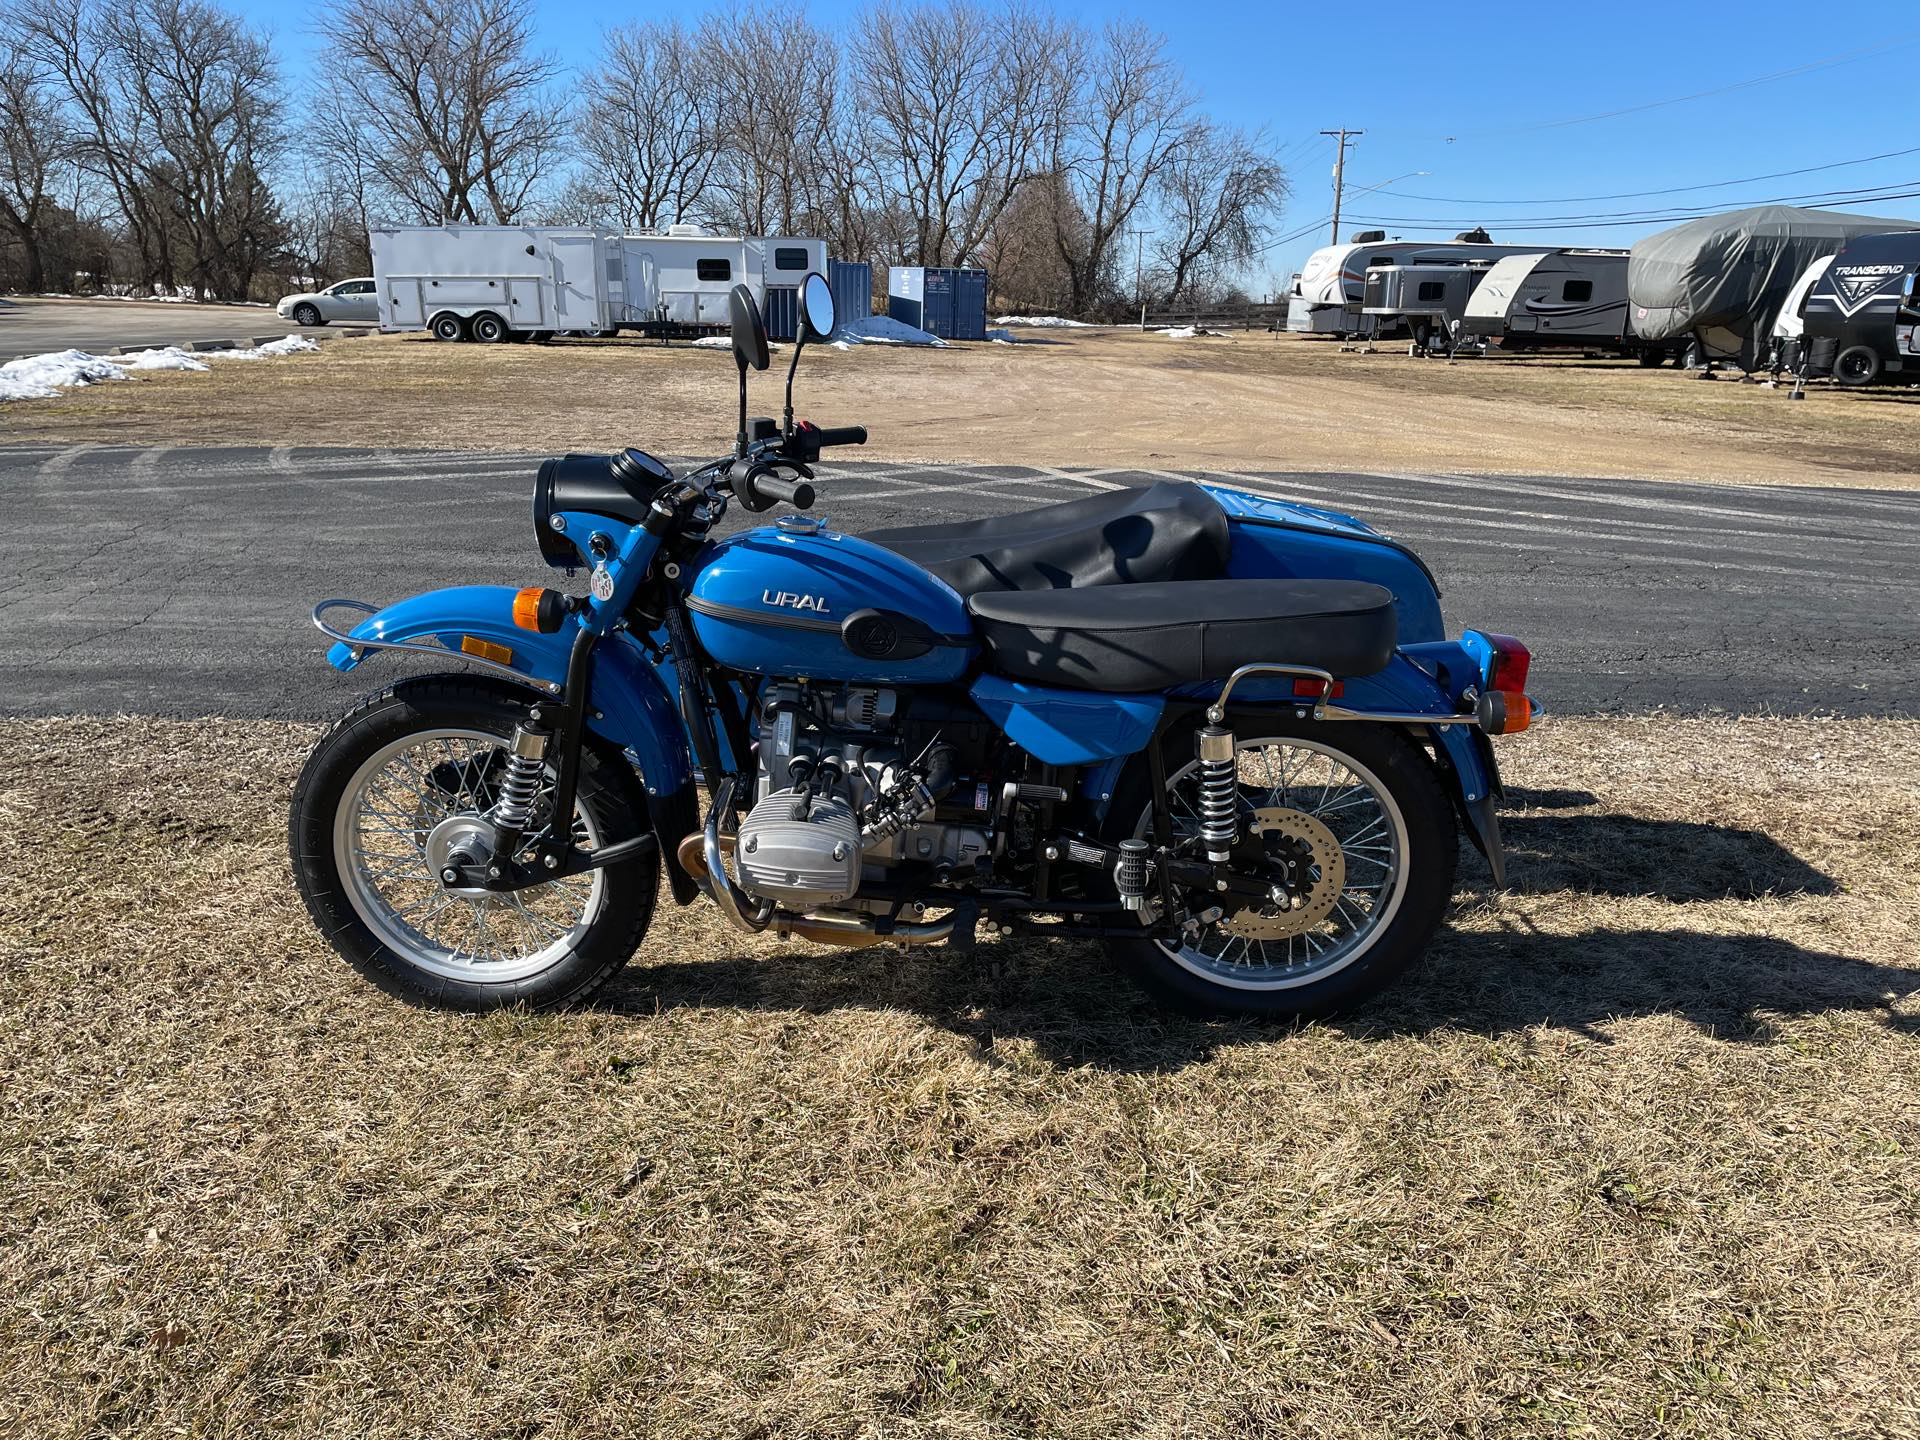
[687,518,977,683]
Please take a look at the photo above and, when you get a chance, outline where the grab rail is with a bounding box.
[1207,661,1495,728]
[310,597,563,694]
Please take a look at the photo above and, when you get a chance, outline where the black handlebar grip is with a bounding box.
[813,426,867,448]
[755,473,816,509]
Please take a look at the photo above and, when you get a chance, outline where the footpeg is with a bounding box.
[1114,839,1153,910]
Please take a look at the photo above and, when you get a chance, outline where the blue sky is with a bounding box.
[242,0,1920,291]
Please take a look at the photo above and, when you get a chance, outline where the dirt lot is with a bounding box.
[7,327,1920,489]
[4,714,1918,1437]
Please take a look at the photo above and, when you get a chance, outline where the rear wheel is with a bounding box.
[1834,345,1881,387]
[1104,713,1457,1019]
[431,313,468,342]
[469,311,508,344]
[290,677,658,1010]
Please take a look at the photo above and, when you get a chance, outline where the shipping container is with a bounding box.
[830,260,873,326]
[888,265,988,340]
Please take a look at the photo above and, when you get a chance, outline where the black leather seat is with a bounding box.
[863,480,1230,596]
[967,578,1397,692]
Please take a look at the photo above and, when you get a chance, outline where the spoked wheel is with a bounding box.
[1105,713,1457,1018]
[290,677,657,1010]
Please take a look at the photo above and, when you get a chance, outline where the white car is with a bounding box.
[277,278,377,327]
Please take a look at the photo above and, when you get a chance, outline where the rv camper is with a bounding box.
[1794,231,1920,386]
[371,224,828,342]
[1361,261,1496,354]
[1287,235,1543,336]
[1767,253,1834,377]
[1460,249,1663,360]
[1627,205,1918,370]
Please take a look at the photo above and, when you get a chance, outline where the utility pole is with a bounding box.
[1320,127,1363,245]
[1129,227,1149,330]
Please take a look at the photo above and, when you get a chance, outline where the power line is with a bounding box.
[1343,177,1920,229]
[1344,187,1920,233]
[1449,31,1920,138]
[1379,144,1920,206]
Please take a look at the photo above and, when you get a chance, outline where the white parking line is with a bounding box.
[36,443,99,476]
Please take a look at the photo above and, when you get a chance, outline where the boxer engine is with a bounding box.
[735,684,995,911]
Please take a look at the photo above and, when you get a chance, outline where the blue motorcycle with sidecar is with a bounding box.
[291,274,1537,1017]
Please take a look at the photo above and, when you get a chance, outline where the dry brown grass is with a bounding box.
[4,714,1919,1437]
[6,328,1920,489]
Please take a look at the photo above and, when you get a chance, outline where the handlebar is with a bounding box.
[745,468,815,510]
[810,425,867,448]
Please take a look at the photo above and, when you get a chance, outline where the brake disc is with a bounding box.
[1219,807,1347,940]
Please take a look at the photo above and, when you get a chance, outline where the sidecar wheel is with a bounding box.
[289,676,657,1011]
[1104,714,1456,1020]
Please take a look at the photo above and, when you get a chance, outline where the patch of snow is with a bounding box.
[1155,325,1225,339]
[993,314,1093,328]
[0,333,318,404]
[0,348,127,401]
[210,334,319,360]
[986,327,1022,344]
[121,346,210,373]
[691,335,733,349]
[829,314,947,348]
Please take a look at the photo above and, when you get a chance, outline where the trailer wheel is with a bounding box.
[1834,346,1881,387]
[1636,348,1664,368]
[430,313,468,343]
[469,311,508,344]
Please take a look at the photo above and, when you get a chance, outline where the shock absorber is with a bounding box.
[491,725,550,834]
[1195,724,1238,862]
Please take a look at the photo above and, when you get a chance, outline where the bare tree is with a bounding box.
[0,47,76,292]
[703,7,841,237]
[313,0,564,225]
[1152,123,1288,305]
[855,1,1072,267]
[1044,22,1194,316]
[577,21,720,230]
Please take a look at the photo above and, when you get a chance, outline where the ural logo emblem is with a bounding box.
[763,589,831,614]
[1828,263,1907,318]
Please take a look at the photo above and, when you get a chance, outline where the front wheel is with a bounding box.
[292,303,322,327]
[1104,713,1458,1019]
[289,676,658,1010]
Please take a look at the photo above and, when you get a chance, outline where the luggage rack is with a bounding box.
[310,598,563,694]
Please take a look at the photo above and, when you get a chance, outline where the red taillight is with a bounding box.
[1293,678,1345,699]
[1483,634,1530,695]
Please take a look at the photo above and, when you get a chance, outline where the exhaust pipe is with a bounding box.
[682,789,958,949]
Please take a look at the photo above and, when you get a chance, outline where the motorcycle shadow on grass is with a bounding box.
[599,796,1915,1073]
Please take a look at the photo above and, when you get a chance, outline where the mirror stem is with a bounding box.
[734,353,749,458]
[782,333,806,437]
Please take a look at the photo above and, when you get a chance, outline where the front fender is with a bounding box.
[327,584,692,799]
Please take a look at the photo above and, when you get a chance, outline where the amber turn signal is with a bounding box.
[512,586,567,633]
[1476,689,1532,735]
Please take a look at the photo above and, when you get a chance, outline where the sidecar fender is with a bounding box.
[326,584,692,799]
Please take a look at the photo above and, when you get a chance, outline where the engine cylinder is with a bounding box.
[735,788,863,907]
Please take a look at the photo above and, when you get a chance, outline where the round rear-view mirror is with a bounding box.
[800,272,836,341]
[729,283,770,371]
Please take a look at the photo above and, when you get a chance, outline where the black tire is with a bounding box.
[431,313,468,342]
[1102,711,1458,1020]
[293,303,323,327]
[469,311,508,344]
[1834,345,1881,387]
[1636,348,1663,368]
[289,675,658,1011]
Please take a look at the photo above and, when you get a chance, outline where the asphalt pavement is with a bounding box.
[0,443,1914,718]
[0,296,353,360]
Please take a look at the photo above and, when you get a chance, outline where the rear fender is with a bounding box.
[327,584,693,801]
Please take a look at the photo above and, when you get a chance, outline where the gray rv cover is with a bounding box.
[1627,205,1917,344]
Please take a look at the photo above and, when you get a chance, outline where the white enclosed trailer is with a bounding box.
[1459,249,1664,359]
[373,223,830,342]
[373,224,620,341]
